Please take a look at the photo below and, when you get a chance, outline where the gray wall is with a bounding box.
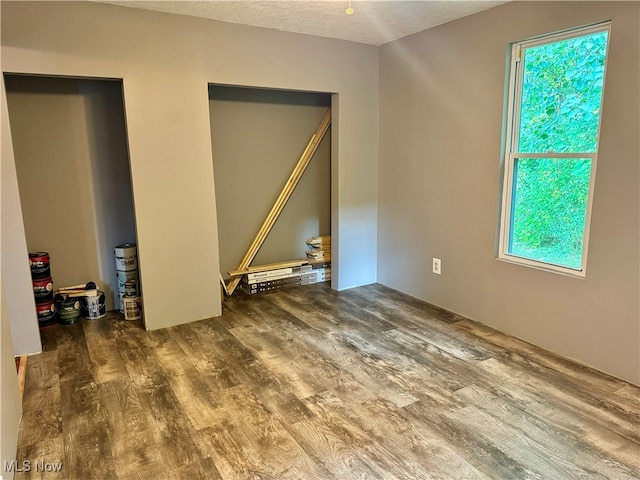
[1,75,41,356]
[378,1,639,384]
[5,75,136,312]
[209,87,331,278]
[1,1,379,338]
[1,285,22,480]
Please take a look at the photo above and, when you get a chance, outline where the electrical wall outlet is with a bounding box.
[432,258,441,275]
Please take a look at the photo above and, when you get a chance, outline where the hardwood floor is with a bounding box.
[14,283,640,479]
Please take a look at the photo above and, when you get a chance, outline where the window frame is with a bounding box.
[498,22,611,277]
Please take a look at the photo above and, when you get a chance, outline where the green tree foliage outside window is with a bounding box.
[507,29,608,270]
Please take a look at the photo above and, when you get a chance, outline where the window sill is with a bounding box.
[496,254,586,279]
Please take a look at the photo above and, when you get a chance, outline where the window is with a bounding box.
[498,23,610,276]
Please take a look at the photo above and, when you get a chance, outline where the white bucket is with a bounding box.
[82,291,106,320]
[114,243,138,271]
[123,295,143,321]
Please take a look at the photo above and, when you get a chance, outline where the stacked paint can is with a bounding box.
[29,252,56,328]
[114,243,143,321]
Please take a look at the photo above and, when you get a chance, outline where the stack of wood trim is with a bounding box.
[228,259,309,277]
[306,235,331,262]
[239,261,331,295]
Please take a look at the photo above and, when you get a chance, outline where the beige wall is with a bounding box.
[5,76,136,312]
[210,87,331,278]
[1,1,379,333]
[378,1,639,384]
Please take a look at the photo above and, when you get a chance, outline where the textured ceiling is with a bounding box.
[95,1,509,45]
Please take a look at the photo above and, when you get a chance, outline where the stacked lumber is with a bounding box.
[306,236,331,262]
[241,264,309,295]
[235,237,332,295]
[240,262,331,295]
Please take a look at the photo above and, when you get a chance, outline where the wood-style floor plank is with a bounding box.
[14,437,64,480]
[98,377,169,480]
[294,391,486,480]
[83,316,128,384]
[16,350,61,447]
[197,386,325,480]
[15,283,640,480]
[454,385,640,479]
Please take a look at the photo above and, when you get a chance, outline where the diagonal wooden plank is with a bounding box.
[226,109,331,295]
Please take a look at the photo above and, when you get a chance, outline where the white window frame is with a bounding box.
[498,22,611,277]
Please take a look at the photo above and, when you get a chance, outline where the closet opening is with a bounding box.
[208,85,332,297]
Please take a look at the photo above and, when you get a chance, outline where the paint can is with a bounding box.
[114,243,137,271]
[123,295,143,321]
[116,269,139,285]
[81,291,106,320]
[117,269,139,296]
[124,280,139,296]
[55,296,81,325]
[118,288,141,312]
[118,291,125,313]
[32,277,54,303]
[29,252,51,279]
[36,301,57,328]
[117,280,139,299]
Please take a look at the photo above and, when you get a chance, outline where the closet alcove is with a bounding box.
[5,74,137,327]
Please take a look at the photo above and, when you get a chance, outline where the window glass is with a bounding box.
[518,31,608,154]
[509,157,592,269]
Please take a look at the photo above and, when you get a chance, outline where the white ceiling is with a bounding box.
[95,0,510,46]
